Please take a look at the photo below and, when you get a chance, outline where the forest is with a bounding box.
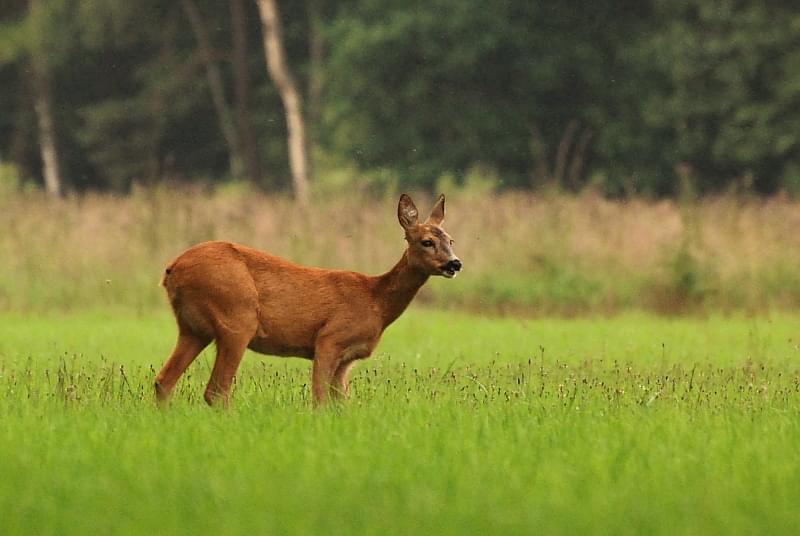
[2,0,800,200]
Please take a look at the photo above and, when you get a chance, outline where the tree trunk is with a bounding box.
[255,0,310,205]
[529,125,549,187]
[306,0,324,144]
[181,0,244,179]
[553,119,579,187]
[566,128,593,190]
[28,0,63,197]
[230,0,263,186]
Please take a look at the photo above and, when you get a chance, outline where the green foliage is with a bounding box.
[651,240,718,313]
[0,0,76,66]
[0,162,20,193]
[5,0,800,195]
[323,0,649,189]
[633,0,800,194]
[0,16,28,65]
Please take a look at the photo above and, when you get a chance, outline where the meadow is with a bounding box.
[1,309,799,535]
[1,189,800,534]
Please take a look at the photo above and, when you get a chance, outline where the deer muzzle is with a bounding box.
[442,258,462,278]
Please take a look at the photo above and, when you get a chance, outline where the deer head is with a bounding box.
[398,194,462,278]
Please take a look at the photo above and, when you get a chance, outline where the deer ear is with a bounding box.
[398,194,419,229]
[426,194,445,225]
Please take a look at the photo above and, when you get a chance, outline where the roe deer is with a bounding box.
[154,194,461,406]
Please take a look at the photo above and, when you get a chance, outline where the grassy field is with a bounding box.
[1,308,799,535]
[2,189,800,533]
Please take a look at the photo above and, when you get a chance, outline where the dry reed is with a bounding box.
[2,186,800,314]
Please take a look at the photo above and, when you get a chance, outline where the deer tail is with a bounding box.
[160,266,173,287]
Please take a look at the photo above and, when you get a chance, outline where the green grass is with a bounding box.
[1,309,799,534]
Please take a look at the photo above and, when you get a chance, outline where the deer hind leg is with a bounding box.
[313,339,373,405]
[155,332,210,403]
[331,360,357,400]
[203,329,252,408]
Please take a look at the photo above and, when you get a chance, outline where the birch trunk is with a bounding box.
[28,0,63,197]
[255,0,310,205]
[307,0,324,141]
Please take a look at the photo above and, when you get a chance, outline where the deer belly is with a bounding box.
[247,336,313,359]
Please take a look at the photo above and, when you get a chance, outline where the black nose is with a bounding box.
[447,259,462,272]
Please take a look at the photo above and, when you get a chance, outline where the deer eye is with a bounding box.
[421,239,434,248]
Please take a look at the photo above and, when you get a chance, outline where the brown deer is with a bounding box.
[154,194,461,406]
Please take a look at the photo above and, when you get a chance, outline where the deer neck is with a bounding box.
[373,250,429,328]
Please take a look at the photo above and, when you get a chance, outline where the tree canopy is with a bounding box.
[1,0,799,196]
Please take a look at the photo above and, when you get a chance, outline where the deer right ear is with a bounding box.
[397,194,419,230]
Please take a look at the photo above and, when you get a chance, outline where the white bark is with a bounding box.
[255,0,310,205]
[29,0,63,197]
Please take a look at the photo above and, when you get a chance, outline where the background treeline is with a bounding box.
[2,0,800,198]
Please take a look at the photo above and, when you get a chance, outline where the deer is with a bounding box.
[154,194,461,407]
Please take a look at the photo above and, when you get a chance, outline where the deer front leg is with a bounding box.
[312,335,343,405]
[311,353,339,406]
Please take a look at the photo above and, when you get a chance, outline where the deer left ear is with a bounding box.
[398,194,419,230]
[426,194,445,225]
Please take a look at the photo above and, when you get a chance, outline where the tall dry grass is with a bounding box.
[2,185,800,314]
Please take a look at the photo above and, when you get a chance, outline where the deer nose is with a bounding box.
[446,259,462,272]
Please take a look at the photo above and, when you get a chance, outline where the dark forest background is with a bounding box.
[2,0,800,199]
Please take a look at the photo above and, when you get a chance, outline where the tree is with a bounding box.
[230,0,263,185]
[322,0,651,191]
[306,0,325,144]
[74,0,241,189]
[29,27,64,197]
[256,0,311,204]
[3,0,800,198]
[0,0,69,196]
[181,0,243,180]
[632,0,800,194]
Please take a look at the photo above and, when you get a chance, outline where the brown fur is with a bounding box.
[154,194,461,406]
